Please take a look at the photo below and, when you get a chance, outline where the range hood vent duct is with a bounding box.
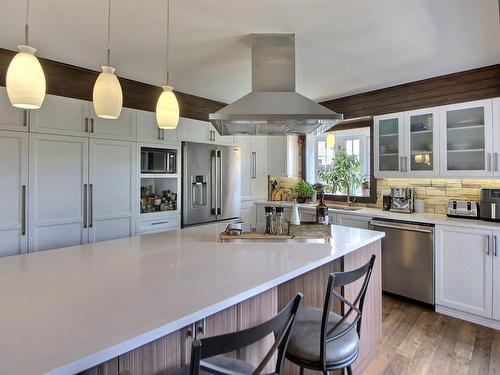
[209,34,343,136]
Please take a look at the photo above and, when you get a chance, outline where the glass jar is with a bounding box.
[275,206,285,235]
[264,206,274,235]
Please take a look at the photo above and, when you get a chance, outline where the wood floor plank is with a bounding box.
[365,295,500,375]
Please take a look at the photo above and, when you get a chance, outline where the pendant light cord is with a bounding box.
[24,0,30,45]
[107,0,112,66]
[165,0,170,85]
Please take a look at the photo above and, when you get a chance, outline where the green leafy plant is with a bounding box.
[290,179,315,201]
[318,147,367,194]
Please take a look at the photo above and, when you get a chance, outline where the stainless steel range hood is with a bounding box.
[209,34,343,136]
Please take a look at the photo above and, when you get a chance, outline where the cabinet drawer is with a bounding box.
[138,214,180,234]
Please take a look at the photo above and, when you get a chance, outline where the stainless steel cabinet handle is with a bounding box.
[218,150,222,215]
[157,128,161,140]
[151,221,169,225]
[85,117,89,133]
[486,235,491,256]
[89,184,93,228]
[369,220,433,234]
[487,153,492,172]
[495,153,498,172]
[23,111,28,127]
[90,118,94,133]
[21,185,26,236]
[494,235,498,256]
[162,129,165,140]
[405,156,408,172]
[83,184,88,228]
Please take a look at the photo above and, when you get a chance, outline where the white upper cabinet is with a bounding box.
[0,87,28,132]
[436,225,493,318]
[137,110,179,145]
[374,113,405,177]
[180,117,235,145]
[267,135,298,177]
[88,139,136,243]
[29,133,89,251]
[439,99,493,177]
[30,94,90,137]
[405,107,440,177]
[0,131,28,256]
[90,106,137,142]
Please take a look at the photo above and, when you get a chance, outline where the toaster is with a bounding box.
[480,189,500,221]
[447,200,479,219]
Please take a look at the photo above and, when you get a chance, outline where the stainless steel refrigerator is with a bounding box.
[182,142,241,227]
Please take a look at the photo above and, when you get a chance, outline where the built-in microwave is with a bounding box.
[141,147,177,174]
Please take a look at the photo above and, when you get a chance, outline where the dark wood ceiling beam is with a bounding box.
[320,64,500,119]
[0,48,226,122]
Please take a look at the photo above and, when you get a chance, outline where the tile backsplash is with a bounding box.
[373,178,500,213]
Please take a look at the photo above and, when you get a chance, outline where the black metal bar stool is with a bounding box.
[285,255,376,375]
[174,293,302,375]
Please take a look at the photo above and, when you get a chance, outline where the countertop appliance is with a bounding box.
[182,142,241,227]
[389,187,414,213]
[369,218,434,305]
[209,34,343,136]
[480,188,500,221]
[141,147,176,174]
[447,200,479,219]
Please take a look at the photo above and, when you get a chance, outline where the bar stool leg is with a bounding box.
[299,367,304,375]
[346,365,353,375]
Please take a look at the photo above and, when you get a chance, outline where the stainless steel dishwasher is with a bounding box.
[369,218,434,305]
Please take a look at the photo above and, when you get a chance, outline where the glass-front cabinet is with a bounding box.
[374,113,404,177]
[405,108,439,176]
[439,100,493,177]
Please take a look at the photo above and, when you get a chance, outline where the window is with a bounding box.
[306,127,372,198]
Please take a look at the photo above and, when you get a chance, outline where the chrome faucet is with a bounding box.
[336,179,356,206]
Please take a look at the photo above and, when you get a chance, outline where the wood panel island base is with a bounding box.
[0,224,383,375]
[81,240,381,375]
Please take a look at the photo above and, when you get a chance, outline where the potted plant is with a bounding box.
[318,147,368,200]
[290,179,315,203]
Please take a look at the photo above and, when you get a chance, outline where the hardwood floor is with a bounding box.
[364,295,500,375]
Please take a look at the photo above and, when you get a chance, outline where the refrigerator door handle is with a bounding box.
[218,150,222,215]
[211,150,217,216]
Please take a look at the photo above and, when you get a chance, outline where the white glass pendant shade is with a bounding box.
[6,45,46,109]
[156,85,179,129]
[93,65,123,119]
[326,132,336,148]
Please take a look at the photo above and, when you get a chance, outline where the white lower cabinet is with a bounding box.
[137,214,180,234]
[336,213,371,229]
[89,139,136,242]
[493,230,500,320]
[240,201,256,227]
[29,134,89,251]
[436,225,493,318]
[0,131,28,256]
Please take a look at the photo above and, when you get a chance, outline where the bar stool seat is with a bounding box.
[173,356,258,375]
[286,307,359,366]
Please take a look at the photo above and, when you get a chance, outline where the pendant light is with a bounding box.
[6,0,46,109]
[93,0,123,119]
[326,132,336,149]
[156,0,179,129]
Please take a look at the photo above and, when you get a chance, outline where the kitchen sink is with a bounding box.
[329,205,362,211]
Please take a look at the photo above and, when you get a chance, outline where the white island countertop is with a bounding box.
[0,223,384,375]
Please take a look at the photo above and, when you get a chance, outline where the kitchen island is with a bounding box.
[0,223,383,375]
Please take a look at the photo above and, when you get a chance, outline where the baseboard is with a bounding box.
[435,305,500,330]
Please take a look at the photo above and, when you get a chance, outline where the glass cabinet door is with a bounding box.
[406,109,438,175]
[440,100,492,176]
[375,114,404,176]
